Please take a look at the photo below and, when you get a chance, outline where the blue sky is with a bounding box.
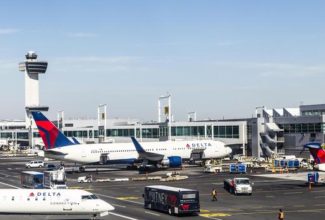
[0,0,324,121]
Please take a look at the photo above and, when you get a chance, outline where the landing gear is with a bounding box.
[91,214,98,220]
[79,166,85,172]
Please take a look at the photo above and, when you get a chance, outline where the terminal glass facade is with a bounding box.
[278,123,322,133]
[214,126,239,138]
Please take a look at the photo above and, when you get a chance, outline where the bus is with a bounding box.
[143,185,200,216]
[21,171,44,189]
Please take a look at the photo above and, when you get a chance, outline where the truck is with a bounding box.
[43,167,67,189]
[204,165,223,173]
[21,171,44,189]
[143,185,200,216]
[224,177,252,195]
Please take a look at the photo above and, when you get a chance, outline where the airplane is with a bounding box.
[303,142,325,171]
[0,189,114,217]
[31,111,232,169]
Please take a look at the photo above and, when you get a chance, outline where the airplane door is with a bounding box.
[190,149,204,160]
[63,199,73,212]
[100,153,109,164]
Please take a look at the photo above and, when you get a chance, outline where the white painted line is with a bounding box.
[96,193,143,205]
[0,181,20,189]
[145,211,160,216]
[112,203,127,208]
[110,212,139,220]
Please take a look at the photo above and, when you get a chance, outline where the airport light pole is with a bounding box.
[158,94,172,141]
[187,112,197,122]
[57,110,64,131]
[98,104,107,142]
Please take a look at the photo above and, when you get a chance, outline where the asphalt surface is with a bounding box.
[0,155,324,220]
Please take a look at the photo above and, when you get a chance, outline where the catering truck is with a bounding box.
[143,185,200,216]
[224,177,252,195]
[43,167,67,189]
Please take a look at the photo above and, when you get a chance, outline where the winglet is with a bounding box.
[72,137,80,144]
[131,137,146,153]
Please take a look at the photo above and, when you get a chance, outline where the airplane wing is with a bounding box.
[131,137,164,161]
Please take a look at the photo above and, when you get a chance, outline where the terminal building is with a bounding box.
[0,52,324,158]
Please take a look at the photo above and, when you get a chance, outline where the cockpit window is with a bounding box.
[90,195,98,199]
[82,194,98,200]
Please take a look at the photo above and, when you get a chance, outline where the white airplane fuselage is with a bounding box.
[0,189,114,216]
[45,140,231,164]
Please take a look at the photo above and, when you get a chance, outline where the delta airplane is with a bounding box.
[31,111,232,168]
[0,189,114,217]
[303,142,325,171]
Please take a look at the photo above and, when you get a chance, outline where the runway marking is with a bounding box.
[96,193,143,205]
[0,181,20,189]
[111,203,126,208]
[200,209,210,212]
[145,211,160,216]
[314,196,325,199]
[200,213,231,217]
[110,212,139,220]
[314,203,325,206]
[116,196,140,200]
[266,195,274,198]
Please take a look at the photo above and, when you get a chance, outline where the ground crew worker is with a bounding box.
[278,209,284,220]
[211,188,217,201]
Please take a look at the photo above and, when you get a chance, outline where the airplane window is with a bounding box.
[82,195,92,200]
[90,195,98,199]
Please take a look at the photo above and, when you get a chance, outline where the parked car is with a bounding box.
[25,160,44,168]
[45,163,57,171]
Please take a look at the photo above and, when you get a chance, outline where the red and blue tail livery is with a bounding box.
[304,143,325,164]
[31,111,76,149]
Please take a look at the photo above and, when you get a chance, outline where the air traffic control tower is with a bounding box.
[19,51,48,146]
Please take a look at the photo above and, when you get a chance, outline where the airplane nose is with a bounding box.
[226,147,232,155]
[103,201,115,212]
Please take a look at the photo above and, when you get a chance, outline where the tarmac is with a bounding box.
[0,155,324,220]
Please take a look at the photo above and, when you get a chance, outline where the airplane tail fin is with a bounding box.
[131,137,146,153]
[304,143,325,164]
[31,111,75,150]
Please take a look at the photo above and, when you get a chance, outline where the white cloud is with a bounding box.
[0,28,20,35]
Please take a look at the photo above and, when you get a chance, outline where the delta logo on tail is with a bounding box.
[31,112,76,149]
[303,143,325,164]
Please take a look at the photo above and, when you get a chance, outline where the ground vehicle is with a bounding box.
[78,175,93,183]
[21,171,44,188]
[25,160,44,168]
[143,185,200,216]
[204,165,222,173]
[43,167,67,189]
[224,177,252,195]
[45,163,57,171]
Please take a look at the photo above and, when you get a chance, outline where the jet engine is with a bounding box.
[161,156,182,168]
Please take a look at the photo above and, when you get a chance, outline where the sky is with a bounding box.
[0,0,324,121]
